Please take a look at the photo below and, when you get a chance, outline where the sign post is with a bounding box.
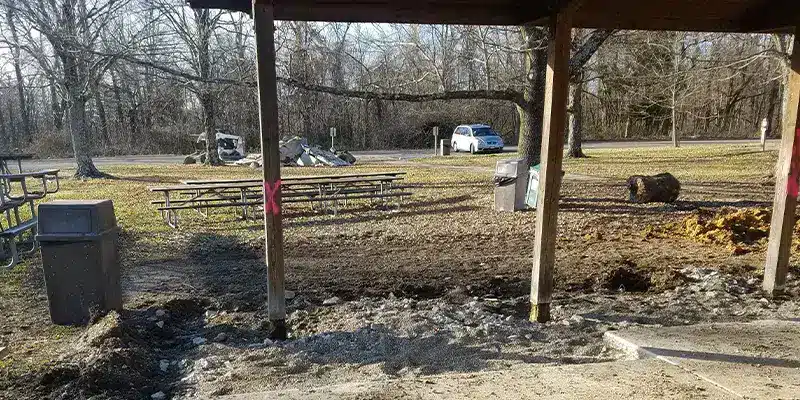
[329,127,337,152]
[433,127,439,155]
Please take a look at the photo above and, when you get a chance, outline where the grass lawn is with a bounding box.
[412,144,778,182]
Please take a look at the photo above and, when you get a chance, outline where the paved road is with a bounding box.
[21,139,778,170]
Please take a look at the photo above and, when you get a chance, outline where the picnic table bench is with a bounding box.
[0,169,60,268]
[149,172,411,228]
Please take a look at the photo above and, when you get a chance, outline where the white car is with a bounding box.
[450,124,505,154]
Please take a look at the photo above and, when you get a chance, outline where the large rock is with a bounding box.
[627,172,680,203]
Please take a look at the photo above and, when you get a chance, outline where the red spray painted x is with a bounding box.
[789,128,800,199]
[263,180,282,216]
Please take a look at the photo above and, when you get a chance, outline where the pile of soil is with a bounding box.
[652,207,781,255]
[2,299,208,400]
[682,208,771,254]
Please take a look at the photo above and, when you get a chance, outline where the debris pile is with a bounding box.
[184,130,247,164]
[235,136,355,168]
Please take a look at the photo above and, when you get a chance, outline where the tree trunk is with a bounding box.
[68,94,101,177]
[51,80,64,132]
[0,101,7,148]
[94,87,110,146]
[671,33,682,148]
[765,80,779,137]
[7,101,16,148]
[110,70,126,143]
[567,72,585,158]
[623,116,630,138]
[195,8,222,166]
[60,49,101,177]
[6,1,30,143]
[200,91,221,165]
[670,88,679,147]
[517,25,547,167]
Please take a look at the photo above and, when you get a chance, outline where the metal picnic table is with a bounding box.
[180,171,407,185]
[0,153,34,175]
[150,173,409,228]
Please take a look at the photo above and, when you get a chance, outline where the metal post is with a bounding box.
[252,0,286,339]
[761,117,768,152]
[330,127,337,152]
[433,126,439,155]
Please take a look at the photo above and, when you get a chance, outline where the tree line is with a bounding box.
[0,0,792,175]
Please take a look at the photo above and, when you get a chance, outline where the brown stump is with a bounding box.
[627,172,680,203]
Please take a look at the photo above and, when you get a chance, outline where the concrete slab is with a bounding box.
[221,359,734,400]
[604,320,800,399]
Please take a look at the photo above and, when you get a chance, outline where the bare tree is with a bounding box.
[4,0,139,177]
[3,0,30,144]
[148,0,226,165]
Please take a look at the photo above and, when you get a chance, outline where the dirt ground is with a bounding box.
[0,145,798,399]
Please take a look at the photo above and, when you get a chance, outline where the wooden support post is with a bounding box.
[764,31,800,297]
[530,11,572,323]
[252,0,286,339]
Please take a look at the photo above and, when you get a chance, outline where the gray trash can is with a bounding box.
[439,140,451,156]
[36,200,121,325]
[494,158,529,212]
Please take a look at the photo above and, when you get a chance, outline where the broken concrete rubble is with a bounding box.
[234,136,355,167]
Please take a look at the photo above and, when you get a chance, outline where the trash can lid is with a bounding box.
[38,199,117,235]
[495,158,526,177]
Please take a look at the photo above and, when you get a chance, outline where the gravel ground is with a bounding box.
[164,267,799,398]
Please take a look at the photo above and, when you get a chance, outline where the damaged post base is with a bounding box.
[269,319,287,340]
[530,303,551,323]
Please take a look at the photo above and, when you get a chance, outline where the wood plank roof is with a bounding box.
[187,0,797,32]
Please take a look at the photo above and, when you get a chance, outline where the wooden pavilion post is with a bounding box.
[530,10,572,323]
[764,31,800,297]
[252,0,286,338]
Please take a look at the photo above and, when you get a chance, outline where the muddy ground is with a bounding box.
[0,165,798,399]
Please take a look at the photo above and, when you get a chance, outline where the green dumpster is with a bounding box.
[525,165,565,209]
[525,165,540,209]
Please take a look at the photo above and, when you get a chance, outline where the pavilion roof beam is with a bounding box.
[738,0,799,33]
[186,0,561,25]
